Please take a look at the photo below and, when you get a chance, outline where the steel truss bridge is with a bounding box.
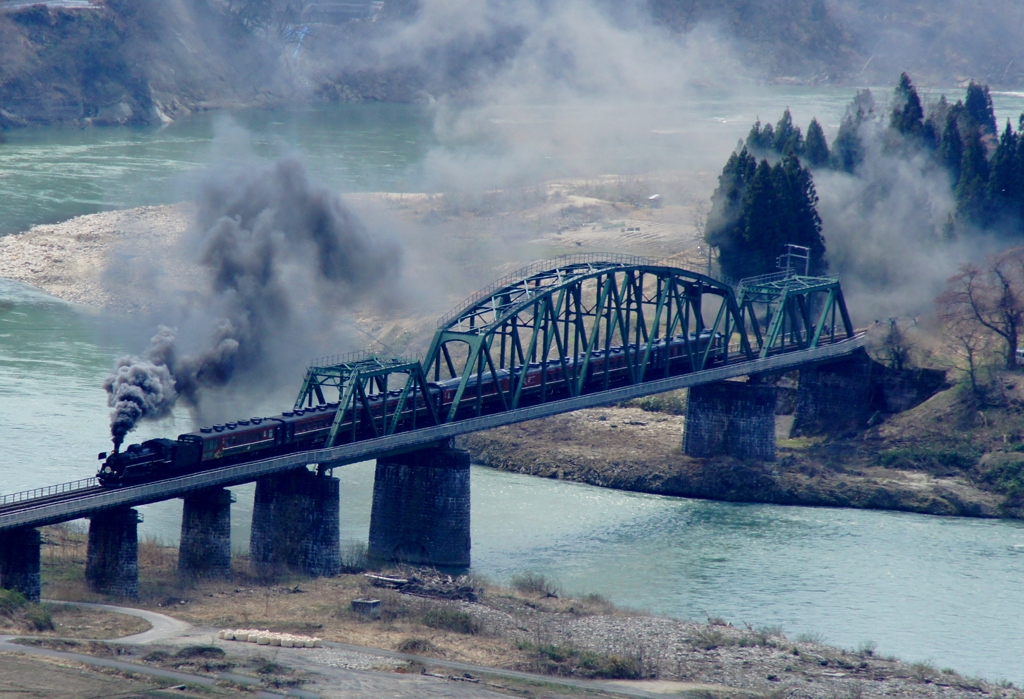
[0,253,865,532]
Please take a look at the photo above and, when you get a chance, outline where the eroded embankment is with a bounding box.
[458,403,1011,519]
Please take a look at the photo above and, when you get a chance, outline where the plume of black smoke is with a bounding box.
[104,347,178,452]
[104,157,401,446]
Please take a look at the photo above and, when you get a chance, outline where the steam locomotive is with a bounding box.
[97,331,724,487]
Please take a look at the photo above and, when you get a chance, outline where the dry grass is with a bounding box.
[38,530,635,674]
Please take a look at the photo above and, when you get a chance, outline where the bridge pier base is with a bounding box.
[792,350,873,436]
[86,508,140,598]
[683,381,777,461]
[0,528,41,602]
[250,469,340,578]
[369,446,471,568]
[178,488,234,582]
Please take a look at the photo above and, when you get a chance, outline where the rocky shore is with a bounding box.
[0,205,191,309]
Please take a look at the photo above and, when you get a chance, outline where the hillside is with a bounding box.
[3,0,1024,130]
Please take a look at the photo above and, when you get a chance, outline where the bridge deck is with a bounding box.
[0,335,866,532]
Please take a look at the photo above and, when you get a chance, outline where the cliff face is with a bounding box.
[0,0,289,128]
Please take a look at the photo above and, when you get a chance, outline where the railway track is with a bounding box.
[0,335,868,534]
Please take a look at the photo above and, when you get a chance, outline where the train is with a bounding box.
[96,331,724,487]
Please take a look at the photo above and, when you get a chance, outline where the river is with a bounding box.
[0,86,1022,684]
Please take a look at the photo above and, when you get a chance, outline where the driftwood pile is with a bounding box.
[366,572,478,602]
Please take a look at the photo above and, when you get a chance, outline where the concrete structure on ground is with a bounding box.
[0,528,40,601]
[178,488,233,581]
[368,445,471,568]
[683,380,778,461]
[85,508,140,598]
[791,350,874,436]
[250,468,340,578]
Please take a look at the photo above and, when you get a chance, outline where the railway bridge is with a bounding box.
[0,254,868,600]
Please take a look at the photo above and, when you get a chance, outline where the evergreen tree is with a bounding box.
[890,72,925,138]
[706,147,758,277]
[738,160,782,276]
[707,150,826,280]
[772,108,804,157]
[831,112,863,173]
[746,120,774,154]
[830,89,874,173]
[775,155,827,273]
[937,112,963,184]
[804,118,830,167]
[956,125,991,226]
[964,82,997,136]
[987,120,1020,223]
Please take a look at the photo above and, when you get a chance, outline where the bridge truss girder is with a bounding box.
[294,352,439,446]
[423,255,757,422]
[736,272,855,359]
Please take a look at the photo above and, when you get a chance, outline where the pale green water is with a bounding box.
[1,89,1023,684]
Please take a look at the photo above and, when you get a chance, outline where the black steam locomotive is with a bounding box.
[97,331,724,487]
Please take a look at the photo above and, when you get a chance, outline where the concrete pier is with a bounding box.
[792,350,873,436]
[369,446,471,568]
[178,488,234,581]
[0,528,41,601]
[85,508,140,598]
[683,381,777,461]
[250,469,340,578]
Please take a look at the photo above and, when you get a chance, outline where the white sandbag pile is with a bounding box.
[218,628,322,648]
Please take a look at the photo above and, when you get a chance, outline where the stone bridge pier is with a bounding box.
[250,468,340,578]
[683,380,778,461]
[0,528,42,601]
[791,349,874,436]
[179,488,235,581]
[86,507,140,598]
[369,445,471,568]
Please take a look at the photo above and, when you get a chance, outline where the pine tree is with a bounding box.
[804,118,830,167]
[891,72,925,138]
[772,108,804,157]
[964,82,997,136]
[706,147,758,277]
[830,89,874,173]
[987,120,1020,224]
[775,155,827,274]
[707,151,826,280]
[738,160,782,277]
[937,112,963,184]
[831,112,863,173]
[746,120,774,154]
[956,125,991,226]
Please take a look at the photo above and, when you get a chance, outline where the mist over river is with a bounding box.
[1,89,1023,684]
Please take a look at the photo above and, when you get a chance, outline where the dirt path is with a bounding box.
[10,601,669,699]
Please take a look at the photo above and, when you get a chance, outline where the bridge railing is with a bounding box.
[0,477,96,507]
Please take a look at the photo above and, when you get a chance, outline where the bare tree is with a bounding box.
[938,248,1024,370]
[939,309,997,396]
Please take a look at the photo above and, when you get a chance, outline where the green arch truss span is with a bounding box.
[296,255,857,439]
[426,255,716,422]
